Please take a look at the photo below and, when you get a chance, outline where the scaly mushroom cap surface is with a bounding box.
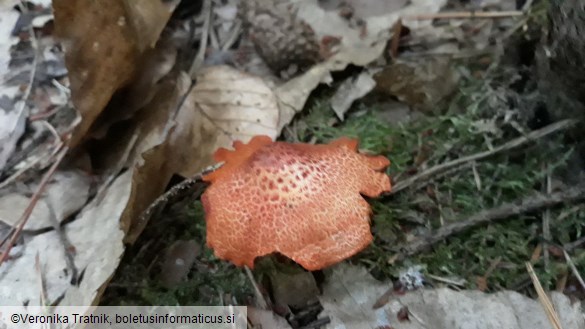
[201,135,391,271]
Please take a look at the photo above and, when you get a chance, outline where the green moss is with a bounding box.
[289,72,583,291]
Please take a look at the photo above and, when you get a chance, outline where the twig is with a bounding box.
[526,262,563,329]
[391,119,577,194]
[189,0,213,78]
[427,274,466,287]
[35,253,47,306]
[0,146,68,265]
[562,250,585,293]
[14,0,39,119]
[40,120,62,144]
[565,236,585,252]
[221,20,242,51]
[46,200,78,284]
[522,0,535,11]
[209,20,220,50]
[0,153,46,189]
[244,266,268,310]
[408,162,474,193]
[471,161,481,191]
[405,11,524,20]
[396,184,585,258]
[542,167,552,270]
[136,163,221,227]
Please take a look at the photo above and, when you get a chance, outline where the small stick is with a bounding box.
[136,163,221,227]
[397,184,585,257]
[46,200,78,284]
[391,119,577,194]
[221,20,242,51]
[35,253,47,306]
[542,167,552,270]
[562,250,585,293]
[0,146,68,265]
[0,153,45,190]
[244,266,268,310]
[565,235,585,252]
[405,11,524,21]
[189,0,213,78]
[526,262,563,329]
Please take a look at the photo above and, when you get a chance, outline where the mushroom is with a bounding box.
[201,135,391,271]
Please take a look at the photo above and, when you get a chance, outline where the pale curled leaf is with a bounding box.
[170,65,280,177]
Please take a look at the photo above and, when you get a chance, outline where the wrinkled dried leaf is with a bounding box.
[0,170,92,230]
[0,170,130,307]
[170,65,280,177]
[319,264,585,329]
[53,0,172,148]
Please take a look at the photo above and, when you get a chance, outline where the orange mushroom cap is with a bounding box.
[201,135,391,271]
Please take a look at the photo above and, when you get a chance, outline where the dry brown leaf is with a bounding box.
[170,65,280,177]
[117,72,192,242]
[53,0,172,148]
[90,42,178,140]
[121,0,173,52]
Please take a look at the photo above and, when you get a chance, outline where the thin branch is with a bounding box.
[0,146,69,265]
[136,163,221,227]
[391,119,577,194]
[189,0,213,78]
[244,266,268,310]
[46,200,78,284]
[0,153,45,190]
[562,250,585,293]
[221,20,242,51]
[405,11,524,21]
[526,262,563,329]
[396,184,585,258]
[542,167,552,270]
